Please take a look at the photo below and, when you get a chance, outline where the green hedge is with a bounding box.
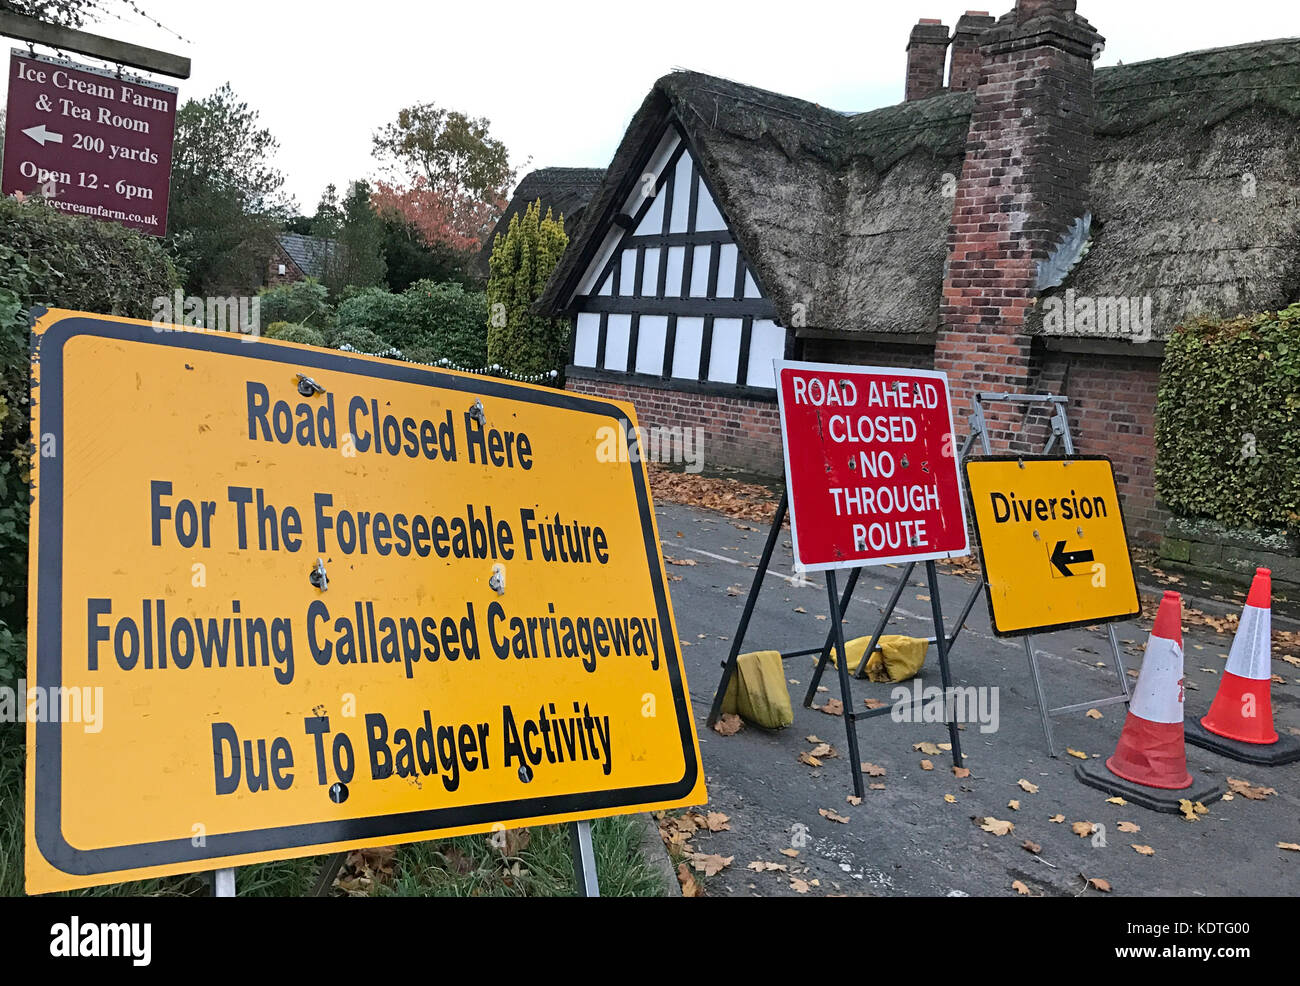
[0,198,180,689]
[333,281,487,366]
[1155,304,1300,532]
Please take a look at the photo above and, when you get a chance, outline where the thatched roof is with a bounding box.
[478,167,604,275]
[1030,38,1300,339]
[541,39,1300,342]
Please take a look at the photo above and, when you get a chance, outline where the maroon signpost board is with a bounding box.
[775,360,970,571]
[2,50,177,235]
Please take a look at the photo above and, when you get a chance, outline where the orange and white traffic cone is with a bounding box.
[1186,568,1300,765]
[1076,592,1224,812]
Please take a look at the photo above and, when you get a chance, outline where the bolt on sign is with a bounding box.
[964,455,1141,636]
[774,360,970,571]
[25,309,705,894]
[2,50,177,236]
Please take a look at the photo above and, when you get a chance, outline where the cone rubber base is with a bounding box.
[1185,719,1300,766]
[1074,758,1225,813]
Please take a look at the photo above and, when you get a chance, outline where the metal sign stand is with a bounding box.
[826,392,1131,756]
[570,820,600,896]
[212,868,235,897]
[705,491,965,797]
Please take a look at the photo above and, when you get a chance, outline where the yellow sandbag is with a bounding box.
[830,635,929,683]
[721,650,793,729]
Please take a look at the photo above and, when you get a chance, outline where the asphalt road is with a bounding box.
[656,500,1300,897]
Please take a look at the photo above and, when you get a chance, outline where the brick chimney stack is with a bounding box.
[934,0,1105,444]
[905,19,950,102]
[948,11,996,91]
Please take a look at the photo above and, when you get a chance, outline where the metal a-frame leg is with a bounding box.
[825,569,866,798]
[801,566,863,707]
[705,492,787,729]
[925,561,964,768]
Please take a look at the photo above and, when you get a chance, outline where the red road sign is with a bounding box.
[2,49,177,235]
[775,360,970,571]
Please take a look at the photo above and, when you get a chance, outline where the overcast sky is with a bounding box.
[4,0,1297,212]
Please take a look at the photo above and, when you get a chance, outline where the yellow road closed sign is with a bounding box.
[964,456,1141,636]
[25,309,705,894]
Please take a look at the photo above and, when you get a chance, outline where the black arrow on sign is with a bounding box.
[1050,540,1094,577]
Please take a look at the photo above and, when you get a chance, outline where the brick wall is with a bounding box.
[1039,349,1167,543]
[566,373,784,476]
[266,242,304,288]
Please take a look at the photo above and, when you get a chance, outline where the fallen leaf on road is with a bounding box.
[1132,844,1155,856]
[797,752,823,767]
[677,862,699,897]
[1117,821,1141,833]
[665,556,697,566]
[953,766,971,778]
[691,853,734,876]
[1012,880,1031,895]
[944,794,957,803]
[1022,840,1042,854]
[1278,843,1300,852]
[1086,708,1103,719]
[861,762,887,777]
[869,783,886,790]
[713,714,743,736]
[1106,797,1127,806]
[1227,777,1277,800]
[864,698,888,710]
[846,795,862,806]
[794,606,806,613]
[1018,779,1039,794]
[816,698,844,716]
[819,808,850,824]
[726,585,744,596]
[1178,799,1208,821]
[780,848,800,858]
[914,741,943,755]
[705,811,731,832]
[1066,748,1089,760]
[1049,814,1065,823]
[1087,877,1112,893]
[1072,822,1095,838]
[747,860,787,872]
[790,878,810,893]
[805,734,823,744]
[810,743,837,758]
[1008,799,1020,811]
[978,816,1015,836]
[920,759,934,771]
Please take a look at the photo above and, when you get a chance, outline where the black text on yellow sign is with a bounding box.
[25,310,706,894]
[964,456,1141,636]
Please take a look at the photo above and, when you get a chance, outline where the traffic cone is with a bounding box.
[1076,592,1224,812]
[1186,568,1300,765]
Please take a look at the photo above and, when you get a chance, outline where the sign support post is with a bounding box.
[212,868,235,897]
[569,820,600,897]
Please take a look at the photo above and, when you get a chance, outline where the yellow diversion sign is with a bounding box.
[964,456,1141,636]
[25,309,705,893]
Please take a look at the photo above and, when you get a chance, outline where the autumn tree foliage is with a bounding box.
[370,178,500,255]
[486,200,568,379]
[371,103,515,256]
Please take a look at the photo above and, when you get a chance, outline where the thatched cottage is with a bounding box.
[538,0,1300,541]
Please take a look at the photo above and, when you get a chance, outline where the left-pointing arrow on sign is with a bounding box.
[1050,539,1095,577]
[22,124,64,147]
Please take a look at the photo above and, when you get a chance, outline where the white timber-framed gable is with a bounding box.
[567,123,788,392]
